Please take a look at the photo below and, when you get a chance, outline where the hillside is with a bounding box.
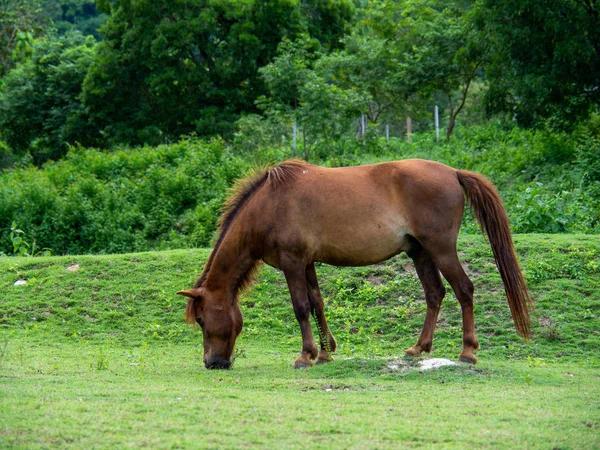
[1,234,598,362]
[1,234,599,448]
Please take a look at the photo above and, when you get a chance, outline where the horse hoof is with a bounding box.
[294,362,312,369]
[404,345,423,358]
[315,357,332,365]
[459,356,477,364]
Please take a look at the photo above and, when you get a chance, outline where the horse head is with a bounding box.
[177,287,243,369]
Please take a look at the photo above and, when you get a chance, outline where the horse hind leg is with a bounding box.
[428,241,479,364]
[405,245,446,358]
[306,263,337,364]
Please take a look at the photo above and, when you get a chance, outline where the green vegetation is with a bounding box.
[1,2,598,447]
[1,122,598,255]
[1,1,597,256]
[1,0,598,253]
[0,31,97,164]
[477,0,600,127]
[0,0,48,78]
[0,139,249,254]
[1,1,599,161]
[42,0,106,39]
[1,235,599,447]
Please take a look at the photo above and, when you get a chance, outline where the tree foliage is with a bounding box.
[360,0,485,137]
[0,32,97,164]
[41,0,107,39]
[0,0,599,163]
[81,0,354,147]
[259,0,485,143]
[0,0,48,76]
[477,0,600,126]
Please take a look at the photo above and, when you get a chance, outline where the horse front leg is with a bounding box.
[282,259,318,369]
[306,263,337,364]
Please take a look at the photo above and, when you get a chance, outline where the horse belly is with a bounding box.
[312,213,411,266]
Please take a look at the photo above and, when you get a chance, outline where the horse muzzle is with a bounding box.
[204,357,232,370]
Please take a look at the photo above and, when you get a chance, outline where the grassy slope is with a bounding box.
[1,234,599,448]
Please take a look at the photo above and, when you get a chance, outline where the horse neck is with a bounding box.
[204,227,258,298]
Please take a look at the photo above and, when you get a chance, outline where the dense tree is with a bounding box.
[4,0,598,163]
[82,0,354,147]
[301,0,355,50]
[0,32,97,163]
[317,33,409,124]
[41,0,107,39]
[0,0,48,76]
[477,0,600,126]
[362,0,484,138]
[259,36,320,114]
[258,36,365,159]
[260,0,484,141]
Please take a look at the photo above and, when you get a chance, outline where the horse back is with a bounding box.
[253,159,466,267]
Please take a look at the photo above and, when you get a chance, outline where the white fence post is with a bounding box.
[362,114,366,145]
[292,121,297,157]
[435,105,439,141]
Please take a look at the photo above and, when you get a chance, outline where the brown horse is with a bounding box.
[177,159,532,369]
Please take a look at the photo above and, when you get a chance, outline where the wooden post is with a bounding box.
[386,123,390,144]
[406,116,412,142]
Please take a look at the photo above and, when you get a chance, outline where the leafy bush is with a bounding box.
[0,122,598,256]
[0,139,248,255]
[0,222,51,257]
[507,183,598,233]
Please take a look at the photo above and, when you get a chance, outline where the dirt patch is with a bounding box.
[402,262,416,274]
[322,384,361,392]
[539,316,553,327]
[366,275,383,285]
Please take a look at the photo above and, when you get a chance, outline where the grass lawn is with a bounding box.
[1,343,599,449]
[1,234,599,448]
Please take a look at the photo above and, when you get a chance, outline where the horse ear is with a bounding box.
[176,288,202,298]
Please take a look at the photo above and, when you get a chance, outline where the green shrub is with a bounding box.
[0,123,598,256]
[0,138,248,255]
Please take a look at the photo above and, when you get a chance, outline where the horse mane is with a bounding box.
[193,159,308,291]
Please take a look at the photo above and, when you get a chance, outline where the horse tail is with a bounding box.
[457,170,532,339]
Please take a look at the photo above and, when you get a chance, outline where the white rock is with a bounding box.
[14,279,27,286]
[419,358,458,370]
[386,357,459,372]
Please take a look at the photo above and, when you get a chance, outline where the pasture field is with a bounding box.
[1,234,599,448]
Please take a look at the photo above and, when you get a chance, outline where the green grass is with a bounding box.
[1,234,599,448]
[2,344,599,448]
